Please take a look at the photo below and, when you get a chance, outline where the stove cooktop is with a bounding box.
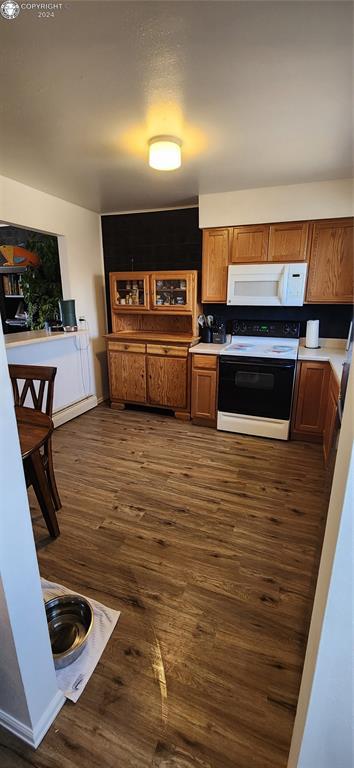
[222,335,299,360]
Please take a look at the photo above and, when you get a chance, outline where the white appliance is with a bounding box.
[217,320,300,440]
[227,262,308,306]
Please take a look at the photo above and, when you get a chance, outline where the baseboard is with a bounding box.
[0,690,65,749]
[53,395,98,428]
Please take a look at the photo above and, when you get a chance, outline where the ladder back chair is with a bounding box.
[9,364,62,512]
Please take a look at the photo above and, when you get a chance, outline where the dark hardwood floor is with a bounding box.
[0,403,328,768]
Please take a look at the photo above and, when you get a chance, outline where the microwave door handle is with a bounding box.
[277,266,287,303]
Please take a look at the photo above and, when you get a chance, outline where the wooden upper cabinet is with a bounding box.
[150,271,194,312]
[202,229,229,303]
[110,271,150,311]
[268,221,309,262]
[306,218,354,303]
[230,225,269,264]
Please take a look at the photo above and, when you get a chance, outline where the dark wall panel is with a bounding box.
[101,207,201,330]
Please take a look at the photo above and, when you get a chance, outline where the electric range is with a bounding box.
[217,320,300,440]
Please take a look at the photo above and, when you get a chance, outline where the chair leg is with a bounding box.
[45,439,62,511]
[28,450,60,538]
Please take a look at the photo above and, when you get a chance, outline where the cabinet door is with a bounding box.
[293,361,330,438]
[202,229,229,303]
[230,225,269,263]
[323,374,339,464]
[109,272,150,310]
[306,218,354,303]
[268,222,309,262]
[147,355,188,409]
[108,351,146,403]
[150,271,193,312]
[191,368,217,421]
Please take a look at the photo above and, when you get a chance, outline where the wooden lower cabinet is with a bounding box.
[191,354,218,425]
[292,361,330,441]
[107,339,191,417]
[323,372,340,464]
[147,355,188,410]
[108,350,146,403]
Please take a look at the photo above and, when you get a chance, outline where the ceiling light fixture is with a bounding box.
[148,136,182,171]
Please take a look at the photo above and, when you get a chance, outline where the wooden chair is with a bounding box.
[9,364,62,512]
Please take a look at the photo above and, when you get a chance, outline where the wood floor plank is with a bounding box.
[0,403,328,768]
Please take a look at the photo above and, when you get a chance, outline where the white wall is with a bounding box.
[288,360,354,767]
[0,175,107,400]
[0,325,65,747]
[199,179,354,228]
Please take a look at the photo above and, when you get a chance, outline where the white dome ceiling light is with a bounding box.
[148,136,182,171]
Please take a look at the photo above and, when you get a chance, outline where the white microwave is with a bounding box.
[227,262,308,306]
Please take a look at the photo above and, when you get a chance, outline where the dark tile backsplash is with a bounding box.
[203,304,353,339]
[101,207,352,338]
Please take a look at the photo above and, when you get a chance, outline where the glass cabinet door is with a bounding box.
[151,272,192,311]
[110,273,150,310]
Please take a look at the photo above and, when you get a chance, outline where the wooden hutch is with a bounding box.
[105,270,200,419]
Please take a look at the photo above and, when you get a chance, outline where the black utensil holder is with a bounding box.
[201,327,212,343]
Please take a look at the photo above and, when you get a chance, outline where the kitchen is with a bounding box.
[0,3,353,768]
[103,208,352,461]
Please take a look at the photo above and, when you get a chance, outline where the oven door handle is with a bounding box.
[220,358,295,369]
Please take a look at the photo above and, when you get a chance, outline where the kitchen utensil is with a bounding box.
[198,314,206,327]
[206,315,214,328]
[45,594,94,669]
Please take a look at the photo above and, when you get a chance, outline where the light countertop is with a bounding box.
[298,339,346,384]
[189,342,229,355]
[5,330,89,348]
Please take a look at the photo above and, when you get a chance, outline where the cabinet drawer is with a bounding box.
[107,341,146,353]
[192,354,217,370]
[146,344,188,357]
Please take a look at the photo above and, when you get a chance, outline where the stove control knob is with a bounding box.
[284,323,295,337]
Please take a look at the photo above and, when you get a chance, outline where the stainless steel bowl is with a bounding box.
[45,594,94,670]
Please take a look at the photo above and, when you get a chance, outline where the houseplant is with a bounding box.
[20,234,62,330]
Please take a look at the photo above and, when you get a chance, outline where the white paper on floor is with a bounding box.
[41,578,120,703]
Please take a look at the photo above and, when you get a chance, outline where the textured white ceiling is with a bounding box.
[0,1,352,213]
